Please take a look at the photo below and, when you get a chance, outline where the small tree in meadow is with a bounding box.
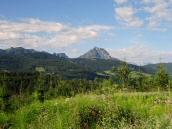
[36,68,46,103]
[110,66,120,84]
[117,62,130,89]
[155,64,169,89]
[128,72,146,91]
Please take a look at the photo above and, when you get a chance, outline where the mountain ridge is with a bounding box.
[0,47,69,59]
[0,47,172,78]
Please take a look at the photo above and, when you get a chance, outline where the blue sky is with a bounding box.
[0,0,172,64]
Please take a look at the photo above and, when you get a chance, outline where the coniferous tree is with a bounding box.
[155,64,169,89]
[117,62,130,89]
[137,73,145,91]
[36,72,45,103]
[0,73,11,112]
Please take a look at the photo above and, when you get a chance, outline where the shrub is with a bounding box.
[78,105,103,129]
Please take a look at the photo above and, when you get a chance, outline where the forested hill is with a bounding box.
[1,47,172,78]
[142,63,172,75]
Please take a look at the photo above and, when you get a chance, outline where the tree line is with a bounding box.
[0,63,171,112]
[111,62,171,91]
[0,72,101,112]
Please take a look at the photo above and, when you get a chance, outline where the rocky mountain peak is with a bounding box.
[80,47,112,59]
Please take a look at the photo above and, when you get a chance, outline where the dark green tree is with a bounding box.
[36,72,46,103]
[136,73,146,91]
[117,62,130,88]
[0,73,11,112]
[155,64,169,89]
[111,66,120,84]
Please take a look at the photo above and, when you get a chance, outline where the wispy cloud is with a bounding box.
[0,18,112,49]
[115,7,144,27]
[108,44,172,64]
[114,0,172,30]
[114,0,128,5]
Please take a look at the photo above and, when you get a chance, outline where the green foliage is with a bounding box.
[0,68,171,128]
[78,105,103,129]
[117,62,131,88]
[101,106,141,128]
[128,72,155,91]
[155,64,169,89]
[0,112,11,128]
[1,92,171,129]
[36,73,46,103]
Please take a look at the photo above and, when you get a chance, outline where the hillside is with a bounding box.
[0,47,167,79]
[143,63,172,75]
[72,58,145,72]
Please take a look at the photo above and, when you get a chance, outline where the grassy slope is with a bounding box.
[1,92,172,129]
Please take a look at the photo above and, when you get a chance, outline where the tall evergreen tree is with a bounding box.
[155,64,169,89]
[117,62,130,88]
[36,70,46,103]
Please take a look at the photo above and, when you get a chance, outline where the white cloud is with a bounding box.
[144,0,172,28]
[108,44,172,64]
[114,0,128,5]
[114,0,172,29]
[0,18,112,49]
[0,32,20,40]
[0,18,64,33]
[66,48,82,58]
[115,7,144,27]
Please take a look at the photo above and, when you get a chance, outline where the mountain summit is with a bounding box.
[80,47,112,59]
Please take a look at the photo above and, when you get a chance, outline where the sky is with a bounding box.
[0,0,172,64]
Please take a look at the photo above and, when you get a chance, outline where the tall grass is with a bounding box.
[0,92,171,129]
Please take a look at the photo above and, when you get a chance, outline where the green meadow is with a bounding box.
[1,91,172,129]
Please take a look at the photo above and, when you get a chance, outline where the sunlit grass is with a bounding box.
[1,91,169,129]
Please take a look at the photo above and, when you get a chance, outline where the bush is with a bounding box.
[78,105,103,129]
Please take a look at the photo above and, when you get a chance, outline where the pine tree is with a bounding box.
[117,62,130,89]
[155,64,169,89]
[0,73,11,112]
[36,72,45,103]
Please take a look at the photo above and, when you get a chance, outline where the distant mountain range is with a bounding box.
[0,47,68,59]
[0,47,171,79]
